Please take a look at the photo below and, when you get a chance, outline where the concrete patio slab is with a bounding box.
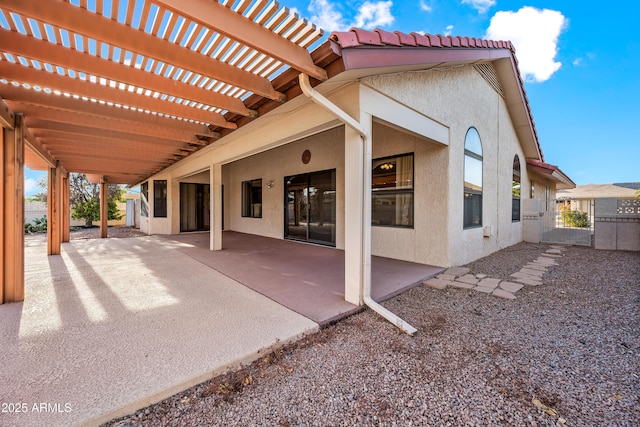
[160,232,444,325]
[1,236,318,427]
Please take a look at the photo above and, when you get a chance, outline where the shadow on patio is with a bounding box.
[159,231,445,325]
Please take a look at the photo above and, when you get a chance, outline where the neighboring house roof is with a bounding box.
[557,184,638,199]
[324,28,544,162]
[526,159,576,189]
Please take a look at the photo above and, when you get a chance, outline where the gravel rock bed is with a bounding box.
[105,243,639,427]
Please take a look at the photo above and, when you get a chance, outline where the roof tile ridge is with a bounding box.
[350,27,383,45]
[373,28,402,46]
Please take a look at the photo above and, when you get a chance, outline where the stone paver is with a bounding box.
[492,289,516,300]
[425,245,563,301]
[519,268,544,277]
[477,278,501,289]
[512,277,543,286]
[540,253,563,258]
[448,281,475,290]
[423,278,450,289]
[444,267,470,277]
[524,263,548,271]
[499,281,524,293]
[456,274,479,285]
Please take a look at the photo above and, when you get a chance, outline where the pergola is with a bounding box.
[0,0,331,303]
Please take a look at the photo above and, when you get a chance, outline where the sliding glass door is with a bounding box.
[180,183,210,232]
[285,169,336,246]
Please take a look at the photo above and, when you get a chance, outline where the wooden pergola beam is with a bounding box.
[32,127,198,149]
[0,30,257,118]
[0,61,236,129]
[10,102,206,144]
[1,85,218,138]
[2,0,286,101]
[26,119,201,147]
[157,0,327,81]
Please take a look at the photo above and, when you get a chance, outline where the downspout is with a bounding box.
[299,73,417,336]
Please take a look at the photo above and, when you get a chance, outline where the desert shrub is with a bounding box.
[561,210,590,228]
[24,215,47,234]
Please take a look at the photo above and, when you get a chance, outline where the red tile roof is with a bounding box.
[326,28,545,163]
[330,28,515,52]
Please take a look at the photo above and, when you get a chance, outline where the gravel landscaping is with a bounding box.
[104,242,639,427]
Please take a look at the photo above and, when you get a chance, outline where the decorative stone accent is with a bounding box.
[449,281,475,290]
[443,267,470,276]
[499,281,524,293]
[492,289,516,300]
[423,278,449,289]
[540,253,562,258]
[520,268,544,277]
[512,277,543,286]
[424,245,561,300]
[477,278,501,289]
[524,263,548,271]
[456,275,479,285]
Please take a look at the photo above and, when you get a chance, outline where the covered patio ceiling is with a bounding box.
[0,0,335,185]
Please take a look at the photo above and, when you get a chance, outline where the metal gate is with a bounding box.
[541,198,594,246]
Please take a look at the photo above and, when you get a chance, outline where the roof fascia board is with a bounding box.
[339,47,511,71]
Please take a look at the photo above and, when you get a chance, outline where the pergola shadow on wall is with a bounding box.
[1,0,330,304]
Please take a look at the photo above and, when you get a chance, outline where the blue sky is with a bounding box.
[24,0,639,194]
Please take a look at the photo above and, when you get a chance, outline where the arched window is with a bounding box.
[463,127,483,228]
[512,155,521,222]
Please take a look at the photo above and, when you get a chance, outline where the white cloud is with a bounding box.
[24,178,38,195]
[486,7,567,82]
[354,1,395,29]
[462,0,496,14]
[307,0,395,32]
[443,24,454,36]
[308,0,349,32]
[420,0,432,12]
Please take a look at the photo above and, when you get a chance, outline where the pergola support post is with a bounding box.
[62,173,70,243]
[47,164,62,255]
[100,178,108,238]
[1,113,25,304]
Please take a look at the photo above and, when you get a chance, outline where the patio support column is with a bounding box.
[62,173,70,243]
[210,163,223,251]
[1,113,25,303]
[343,113,372,305]
[47,164,62,255]
[100,177,109,239]
[100,178,108,238]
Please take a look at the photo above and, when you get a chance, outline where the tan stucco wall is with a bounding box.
[364,65,529,266]
[223,126,345,246]
[370,121,449,267]
[141,65,543,268]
